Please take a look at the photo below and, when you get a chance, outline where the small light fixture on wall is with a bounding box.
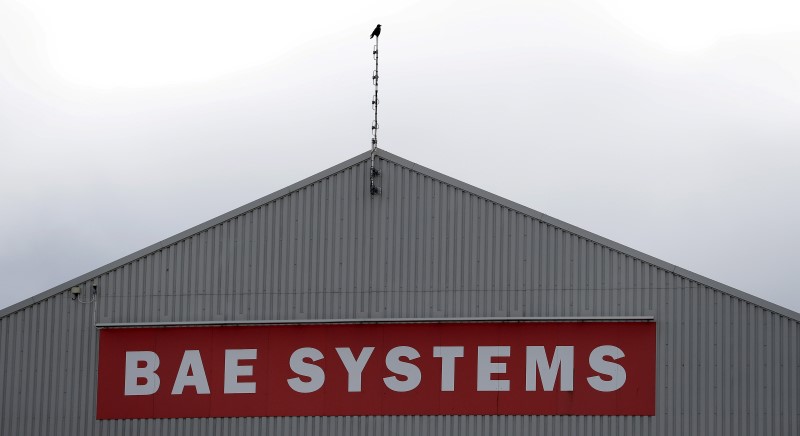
[70,284,97,303]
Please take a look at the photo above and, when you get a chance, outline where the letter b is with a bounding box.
[125,351,160,396]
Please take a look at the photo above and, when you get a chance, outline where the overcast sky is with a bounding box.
[1,0,798,313]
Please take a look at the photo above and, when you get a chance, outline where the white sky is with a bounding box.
[1,0,799,312]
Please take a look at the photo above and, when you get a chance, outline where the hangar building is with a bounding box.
[1,149,798,435]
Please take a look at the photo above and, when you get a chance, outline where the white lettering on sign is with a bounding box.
[172,350,210,395]
[476,346,511,391]
[335,347,375,392]
[288,347,325,393]
[383,346,422,392]
[121,345,629,396]
[587,345,627,392]
[525,346,574,391]
[100,322,655,419]
[125,351,160,396]
[433,346,464,391]
[224,349,257,394]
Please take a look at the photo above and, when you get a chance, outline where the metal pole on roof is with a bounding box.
[369,24,382,196]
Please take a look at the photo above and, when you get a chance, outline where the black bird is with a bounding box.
[370,24,381,39]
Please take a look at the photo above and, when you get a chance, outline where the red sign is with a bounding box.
[97,321,655,419]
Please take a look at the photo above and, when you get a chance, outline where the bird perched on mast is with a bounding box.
[370,24,381,39]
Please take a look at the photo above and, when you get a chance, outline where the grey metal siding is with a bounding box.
[1,155,798,435]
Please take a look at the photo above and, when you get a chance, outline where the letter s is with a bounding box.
[383,346,421,392]
[587,345,626,392]
[288,347,325,393]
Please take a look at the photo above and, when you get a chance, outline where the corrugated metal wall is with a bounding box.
[1,156,798,435]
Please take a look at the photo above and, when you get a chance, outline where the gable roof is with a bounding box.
[2,148,798,321]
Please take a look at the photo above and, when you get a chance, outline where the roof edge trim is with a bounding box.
[96,316,654,328]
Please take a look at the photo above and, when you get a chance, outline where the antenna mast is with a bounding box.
[369,25,381,196]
